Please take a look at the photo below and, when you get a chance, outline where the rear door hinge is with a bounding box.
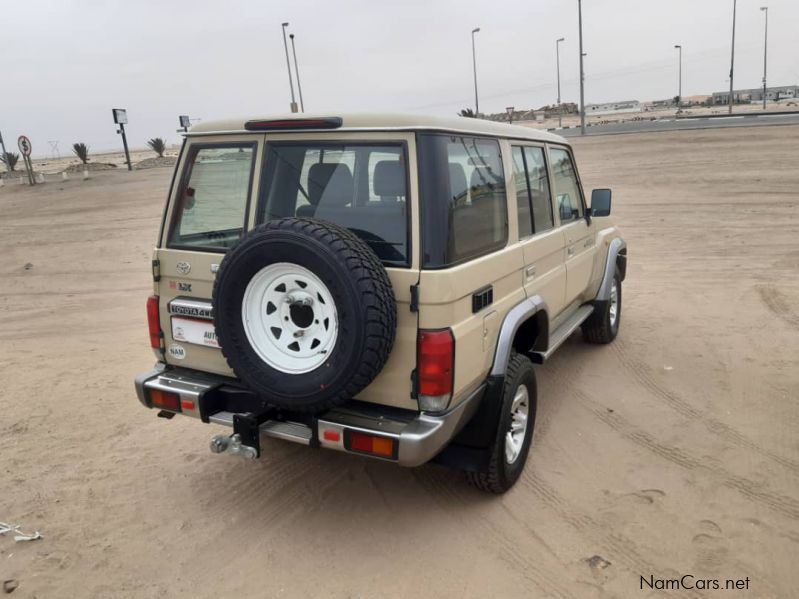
[152,259,161,282]
[409,284,419,313]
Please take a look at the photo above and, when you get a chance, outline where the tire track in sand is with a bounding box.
[575,388,799,521]
[412,467,576,599]
[612,338,799,474]
[757,284,799,330]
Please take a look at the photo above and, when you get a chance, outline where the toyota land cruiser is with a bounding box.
[134,113,627,493]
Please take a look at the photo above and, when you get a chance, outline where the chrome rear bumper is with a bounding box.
[135,365,483,467]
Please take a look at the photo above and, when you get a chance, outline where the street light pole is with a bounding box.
[471,28,481,116]
[290,33,305,113]
[578,0,586,135]
[674,44,682,108]
[281,22,298,113]
[556,37,565,128]
[728,0,737,114]
[761,6,768,110]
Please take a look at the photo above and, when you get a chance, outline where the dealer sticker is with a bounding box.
[168,343,186,360]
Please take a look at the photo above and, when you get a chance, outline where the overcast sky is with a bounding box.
[2,0,797,156]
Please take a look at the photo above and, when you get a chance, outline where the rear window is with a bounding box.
[257,142,409,266]
[417,134,508,268]
[168,143,256,250]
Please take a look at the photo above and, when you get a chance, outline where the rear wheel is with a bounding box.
[467,354,537,494]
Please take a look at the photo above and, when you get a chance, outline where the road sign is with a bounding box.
[112,108,128,125]
[18,135,32,157]
[17,136,35,185]
[112,108,132,170]
[506,106,515,124]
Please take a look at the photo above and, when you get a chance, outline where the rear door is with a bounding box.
[509,144,567,318]
[548,145,596,305]
[156,135,262,376]
[252,131,420,411]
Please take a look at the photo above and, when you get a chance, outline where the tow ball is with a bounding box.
[209,434,258,459]
[209,411,271,459]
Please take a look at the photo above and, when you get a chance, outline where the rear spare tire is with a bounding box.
[212,218,396,412]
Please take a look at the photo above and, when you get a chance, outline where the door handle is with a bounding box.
[584,238,594,248]
[567,247,575,256]
[525,265,536,278]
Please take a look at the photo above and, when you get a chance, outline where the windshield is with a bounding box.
[258,142,410,266]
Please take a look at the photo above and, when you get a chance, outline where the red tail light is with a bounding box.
[149,389,180,411]
[417,329,454,411]
[348,432,396,458]
[147,295,161,349]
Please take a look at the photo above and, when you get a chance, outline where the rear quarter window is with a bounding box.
[168,143,256,250]
[417,134,508,268]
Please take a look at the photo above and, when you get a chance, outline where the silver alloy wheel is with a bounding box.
[505,384,530,464]
[241,262,338,374]
[609,279,619,329]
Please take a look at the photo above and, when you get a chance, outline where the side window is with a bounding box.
[445,137,508,263]
[168,144,255,250]
[549,147,584,224]
[523,147,554,233]
[511,146,533,238]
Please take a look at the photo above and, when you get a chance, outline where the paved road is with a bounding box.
[557,111,799,137]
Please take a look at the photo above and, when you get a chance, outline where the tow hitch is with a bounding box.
[208,410,276,459]
[209,433,258,459]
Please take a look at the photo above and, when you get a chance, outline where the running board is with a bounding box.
[531,305,594,364]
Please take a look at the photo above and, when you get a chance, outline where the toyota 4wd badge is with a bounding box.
[176,261,191,275]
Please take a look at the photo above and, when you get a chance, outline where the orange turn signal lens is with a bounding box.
[349,432,395,459]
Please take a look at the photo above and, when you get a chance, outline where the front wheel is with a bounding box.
[467,354,537,494]
[582,267,621,344]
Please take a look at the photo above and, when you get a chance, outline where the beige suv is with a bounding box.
[135,113,626,493]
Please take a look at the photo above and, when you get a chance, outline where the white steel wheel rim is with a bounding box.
[241,262,338,374]
[505,384,530,464]
[609,280,619,329]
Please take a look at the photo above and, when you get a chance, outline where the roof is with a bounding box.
[187,112,567,144]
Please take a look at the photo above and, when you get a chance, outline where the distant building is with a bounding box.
[584,100,642,116]
[712,85,798,105]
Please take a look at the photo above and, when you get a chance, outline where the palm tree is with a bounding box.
[147,138,166,157]
[459,108,476,118]
[1,152,19,171]
[72,143,90,164]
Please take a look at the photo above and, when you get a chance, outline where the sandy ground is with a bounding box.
[1,125,798,598]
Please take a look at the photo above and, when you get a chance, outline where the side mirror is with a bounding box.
[591,188,612,216]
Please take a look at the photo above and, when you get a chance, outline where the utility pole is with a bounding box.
[281,22,298,113]
[290,34,305,113]
[556,37,565,128]
[472,28,481,116]
[578,0,586,135]
[674,45,682,108]
[0,131,9,173]
[761,6,769,110]
[728,0,737,114]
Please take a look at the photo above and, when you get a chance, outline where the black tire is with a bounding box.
[212,218,396,413]
[467,354,537,494]
[582,267,622,344]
